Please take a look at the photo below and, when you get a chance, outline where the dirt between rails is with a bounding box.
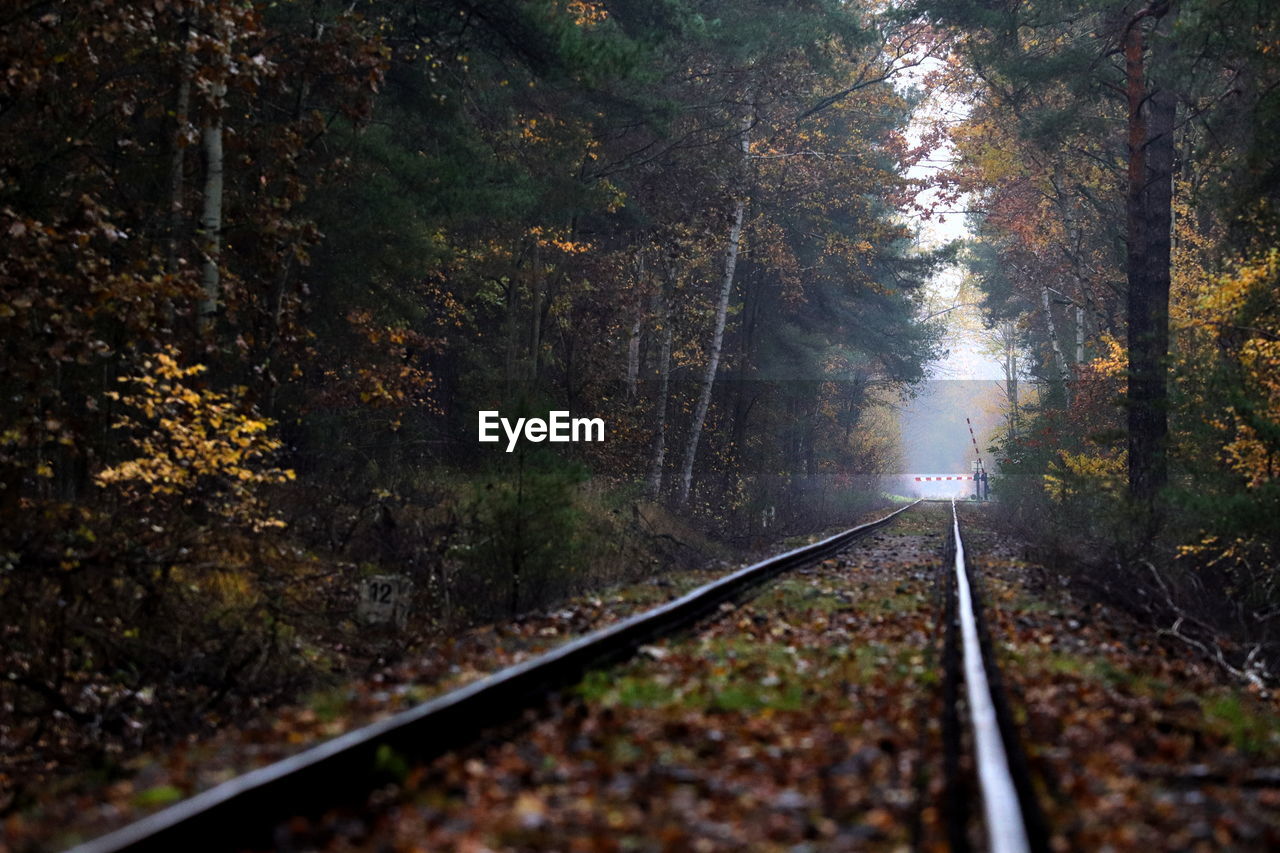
[956,503,1280,851]
[272,502,958,852]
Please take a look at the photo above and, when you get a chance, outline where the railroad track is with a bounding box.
[67,499,1053,853]
[940,500,1048,853]
[68,501,922,853]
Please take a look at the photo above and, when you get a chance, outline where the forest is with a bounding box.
[3,0,1280,847]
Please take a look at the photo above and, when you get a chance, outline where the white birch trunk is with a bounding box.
[1041,284,1071,404]
[1002,320,1019,438]
[196,81,226,335]
[1075,304,1085,365]
[1009,346,1020,437]
[677,100,752,507]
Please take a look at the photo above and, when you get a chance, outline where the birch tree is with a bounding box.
[195,15,229,336]
[1041,282,1072,403]
[677,97,753,508]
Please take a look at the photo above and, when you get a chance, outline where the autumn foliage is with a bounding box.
[0,0,950,798]
[924,0,1280,682]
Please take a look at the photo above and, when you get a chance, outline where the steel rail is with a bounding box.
[67,500,921,853]
[950,499,1031,853]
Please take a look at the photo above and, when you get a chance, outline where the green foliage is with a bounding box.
[456,455,590,618]
[132,785,185,809]
[577,644,813,712]
[1204,694,1280,756]
[374,743,412,782]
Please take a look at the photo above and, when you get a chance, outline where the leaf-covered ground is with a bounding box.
[0,514,890,853]
[273,503,1280,852]
[11,502,1280,852]
[957,504,1280,850]
[273,503,955,852]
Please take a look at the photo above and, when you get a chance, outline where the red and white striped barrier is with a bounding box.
[914,475,974,481]
[967,417,986,475]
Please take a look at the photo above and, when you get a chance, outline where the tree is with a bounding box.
[922,0,1184,508]
[1123,3,1177,507]
[677,94,753,507]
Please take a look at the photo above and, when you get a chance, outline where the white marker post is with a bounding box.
[357,574,412,630]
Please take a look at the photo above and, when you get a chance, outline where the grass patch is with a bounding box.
[1203,694,1280,757]
[577,637,824,713]
[884,505,950,536]
[754,578,848,613]
[304,686,351,723]
[864,591,925,616]
[132,785,184,809]
[709,683,807,713]
[1025,649,1181,701]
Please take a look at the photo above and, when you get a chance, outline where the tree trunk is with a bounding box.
[1075,304,1085,365]
[646,286,673,500]
[528,243,543,382]
[196,81,226,336]
[1125,7,1176,507]
[730,263,761,455]
[1009,345,1019,437]
[504,277,519,391]
[267,20,321,360]
[677,97,753,507]
[166,23,194,277]
[626,281,642,400]
[1041,283,1071,403]
[626,252,646,398]
[1002,320,1019,438]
